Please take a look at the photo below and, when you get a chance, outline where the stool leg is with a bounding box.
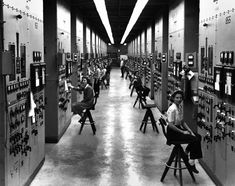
[79,122,85,135]
[79,112,86,123]
[143,110,149,121]
[180,147,196,182]
[143,120,147,133]
[161,146,177,182]
[154,122,159,133]
[91,123,96,135]
[178,150,183,186]
[145,109,155,131]
[140,99,145,109]
[140,110,148,132]
[174,156,178,176]
[87,111,94,123]
[149,109,159,133]
[78,112,88,134]
[141,109,150,133]
[149,109,158,132]
[133,96,139,107]
[139,122,145,131]
[138,95,142,108]
[130,86,135,96]
[87,111,96,134]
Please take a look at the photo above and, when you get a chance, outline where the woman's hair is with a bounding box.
[170,90,184,102]
[82,76,90,84]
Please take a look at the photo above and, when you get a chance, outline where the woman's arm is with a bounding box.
[69,84,82,91]
[168,122,189,134]
[182,122,195,135]
[73,86,82,91]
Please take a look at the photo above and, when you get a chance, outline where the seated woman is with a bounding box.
[69,76,94,117]
[166,90,202,174]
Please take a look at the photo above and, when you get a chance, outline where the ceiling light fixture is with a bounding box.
[120,0,149,44]
[93,0,114,44]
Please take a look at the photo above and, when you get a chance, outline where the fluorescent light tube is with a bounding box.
[93,0,114,44]
[121,0,149,44]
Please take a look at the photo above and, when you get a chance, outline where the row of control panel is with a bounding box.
[0,1,46,186]
[197,3,235,184]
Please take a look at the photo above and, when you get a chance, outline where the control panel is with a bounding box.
[167,50,183,105]
[154,52,168,112]
[0,1,45,186]
[198,1,235,185]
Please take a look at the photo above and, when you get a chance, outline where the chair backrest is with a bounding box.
[158,116,168,139]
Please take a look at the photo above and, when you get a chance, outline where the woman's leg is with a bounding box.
[72,102,83,116]
[167,127,202,173]
[167,127,202,159]
[185,134,203,160]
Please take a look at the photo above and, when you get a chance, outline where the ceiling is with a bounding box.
[71,0,170,46]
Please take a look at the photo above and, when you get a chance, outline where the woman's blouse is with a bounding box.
[166,103,183,126]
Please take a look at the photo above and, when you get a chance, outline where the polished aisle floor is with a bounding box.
[30,68,215,186]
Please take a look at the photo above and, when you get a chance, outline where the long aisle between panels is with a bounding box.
[30,68,215,186]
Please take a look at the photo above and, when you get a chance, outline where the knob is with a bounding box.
[214,135,221,142]
[204,132,212,143]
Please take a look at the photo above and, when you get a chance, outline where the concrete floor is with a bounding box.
[30,68,215,186]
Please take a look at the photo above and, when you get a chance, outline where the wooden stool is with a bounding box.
[139,104,159,133]
[129,82,135,95]
[79,107,96,135]
[79,97,97,135]
[159,117,196,186]
[133,90,145,109]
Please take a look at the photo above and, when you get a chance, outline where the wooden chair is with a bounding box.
[139,103,159,133]
[78,97,97,135]
[133,88,146,109]
[158,117,196,186]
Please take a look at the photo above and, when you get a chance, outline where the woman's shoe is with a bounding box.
[189,164,199,174]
